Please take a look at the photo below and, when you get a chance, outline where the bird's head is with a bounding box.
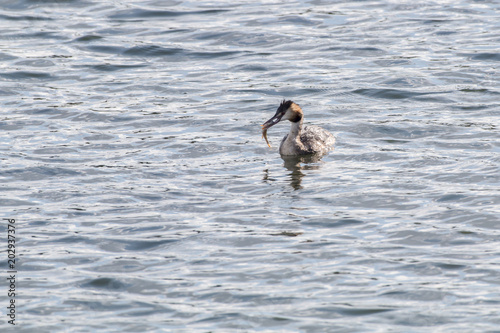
[262,100,303,130]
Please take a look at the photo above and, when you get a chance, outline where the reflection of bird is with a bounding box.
[262,100,335,155]
[281,154,324,190]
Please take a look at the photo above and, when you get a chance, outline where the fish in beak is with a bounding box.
[261,110,285,148]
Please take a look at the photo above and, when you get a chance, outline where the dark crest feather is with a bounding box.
[278,100,294,112]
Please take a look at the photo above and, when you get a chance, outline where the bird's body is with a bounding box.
[262,100,335,156]
[279,124,335,155]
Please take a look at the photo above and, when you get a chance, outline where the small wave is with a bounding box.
[109,8,230,20]
[0,71,55,81]
[353,88,429,100]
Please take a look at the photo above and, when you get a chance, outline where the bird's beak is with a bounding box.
[261,112,283,130]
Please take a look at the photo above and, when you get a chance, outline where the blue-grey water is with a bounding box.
[1,0,500,332]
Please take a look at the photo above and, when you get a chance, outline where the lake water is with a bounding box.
[1,0,500,332]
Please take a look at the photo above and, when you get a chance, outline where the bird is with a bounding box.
[261,100,335,156]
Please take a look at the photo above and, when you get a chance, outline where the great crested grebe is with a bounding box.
[262,100,335,156]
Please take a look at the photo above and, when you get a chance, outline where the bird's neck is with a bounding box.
[288,118,303,140]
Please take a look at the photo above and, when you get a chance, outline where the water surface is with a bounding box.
[1,0,500,332]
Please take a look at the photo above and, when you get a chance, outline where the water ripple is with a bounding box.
[108,8,231,20]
